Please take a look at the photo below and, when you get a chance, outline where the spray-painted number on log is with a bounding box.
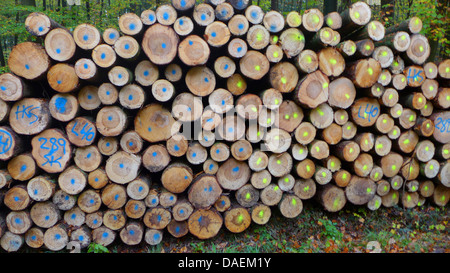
[357,104,379,122]
[38,137,67,167]
[435,118,450,133]
[70,120,95,141]
[406,67,424,84]
[15,105,40,125]
[0,128,12,155]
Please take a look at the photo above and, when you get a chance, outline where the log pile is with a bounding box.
[0,0,449,251]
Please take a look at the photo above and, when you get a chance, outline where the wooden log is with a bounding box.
[167,220,189,238]
[216,158,250,190]
[239,50,270,80]
[126,175,151,200]
[119,130,143,155]
[294,70,329,109]
[120,221,144,246]
[103,209,127,230]
[318,47,345,77]
[30,201,60,228]
[380,152,403,178]
[135,104,176,143]
[25,12,63,37]
[73,145,102,173]
[188,209,223,239]
[338,1,371,35]
[351,20,385,42]
[1,231,23,252]
[73,23,101,50]
[432,184,449,207]
[345,176,376,205]
[404,34,430,65]
[437,59,450,79]
[8,42,50,80]
[250,169,271,189]
[144,228,163,245]
[6,153,35,182]
[215,2,234,22]
[25,227,44,249]
[52,189,76,211]
[278,194,303,218]
[27,175,55,202]
[64,206,85,227]
[327,77,356,109]
[74,58,98,82]
[186,142,208,165]
[70,226,91,249]
[48,93,79,122]
[193,3,215,26]
[119,13,143,36]
[44,224,69,251]
[103,28,120,45]
[92,226,116,247]
[47,63,80,93]
[246,25,270,51]
[188,174,222,209]
[58,166,87,195]
[0,73,31,102]
[260,184,283,206]
[125,199,146,219]
[316,184,346,212]
[6,210,32,235]
[31,129,71,173]
[172,198,194,221]
[250,203,271,225]
[114,36,140,61]
[97,137,119,157]
[105,151,141,184]
[420,159,440,179]
[245,5,264,24]
[224,206,251,233]
[142,23,179,65]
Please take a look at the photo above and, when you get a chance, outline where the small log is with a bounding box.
[97,137,119,156]
[172,198,194,222]
[7,153,36,182]
[294,70,329,109]
[250,203,271,225]
[119,13,143,36]
[92,226,116,247]
[224,206,251,233]
[260,183,283,206]
[250,169,271,189]
[247,25,270,50]
[279,194,303,218]
[316,184,346,212]
[134,104,176,143]
[8,42,50,80]
[142,23,179,65]
[327,77,356,109]
[105,151,141,184]
[27,175,55,202]
[126,176,151,200]
[119,130,143,155]
[73,23,101,50]
[103,209,127,230]
[346,58,381,88]
[295,158,315,179]
[0,73,32,102]
[6,210,32,235]
[103,28,120,45]
[25,227,44,249]
[380,152,403,178]
[70,226,91,249]
[404,34,430,65]
[74,58,98,82]
[30,201,60,228]
[120,221,144,246]
[1,231,24,252]
[245,5,264,24]
[193,3,215,26]
[31,129,72,173]
[188,209,223,239]
[186,142,208,165]
[44,224,69,251]
[345,176,377,205]
[25,12,63,37]
[188,174,222,209]
[338,1,371,36]
[48,93,79,122]
[52,189,76,211]
[376,180,390,197]
[432,184,449,207]
[64,206,85,227]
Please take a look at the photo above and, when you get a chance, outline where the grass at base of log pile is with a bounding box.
[159,203,449,253]
[15,202,446,254]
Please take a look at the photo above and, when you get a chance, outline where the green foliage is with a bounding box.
[87,242,110,253]
[409,0,450,59]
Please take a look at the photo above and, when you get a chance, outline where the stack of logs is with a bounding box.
[0,0,449,252]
